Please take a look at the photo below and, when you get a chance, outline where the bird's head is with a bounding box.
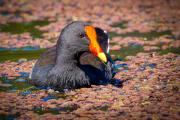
[59,21,109,63]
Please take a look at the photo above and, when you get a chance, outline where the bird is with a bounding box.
[30,21,114,91]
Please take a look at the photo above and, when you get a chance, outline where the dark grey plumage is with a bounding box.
[30,21,113,91]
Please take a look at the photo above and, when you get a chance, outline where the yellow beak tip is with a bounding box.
[98,52,107,63]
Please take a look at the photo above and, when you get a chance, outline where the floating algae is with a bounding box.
[33,107,60,115]
[0,47,46,62]
[109,30,172,40]
[33,104,79,115]
[0,113,20,120]
[0,20,50,38]
[41,95,58,102]
[0,76,37,93]
[111,21,128,29]
[159,47,180,55]
[110,44,180,60]
[110,44,144,60]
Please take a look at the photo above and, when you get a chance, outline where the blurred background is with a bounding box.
[0,0,179,119]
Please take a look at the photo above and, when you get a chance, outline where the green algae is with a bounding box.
[109,42,118,46]
[109,32,119,39]
[0,48,46,62]
[110,45,180,61]
[33,105,79,115]
[33,107,60,115]
[0,77,35,92]
[108,27,176,59]
[0,20,50,38]
[0,113,20,120]
[111,21,128,29]
[55,93,68,99]
[110,45,144,60]
[0,77,11,92]
[159,47,180,55]
[109,30,172,40]
[95,105,109,111]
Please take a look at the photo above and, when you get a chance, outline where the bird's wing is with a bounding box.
[35,45,56,67]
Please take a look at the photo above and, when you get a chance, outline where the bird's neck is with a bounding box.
[56,47,80,66]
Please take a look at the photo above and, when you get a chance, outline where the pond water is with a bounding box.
[0,20,179,117]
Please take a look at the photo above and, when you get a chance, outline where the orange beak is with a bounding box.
[85,26,107,63]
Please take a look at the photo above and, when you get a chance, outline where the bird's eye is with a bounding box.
[79,33,86,38]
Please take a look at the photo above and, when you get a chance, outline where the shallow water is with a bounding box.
[0,17,178,119]
[0,0,179,119]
